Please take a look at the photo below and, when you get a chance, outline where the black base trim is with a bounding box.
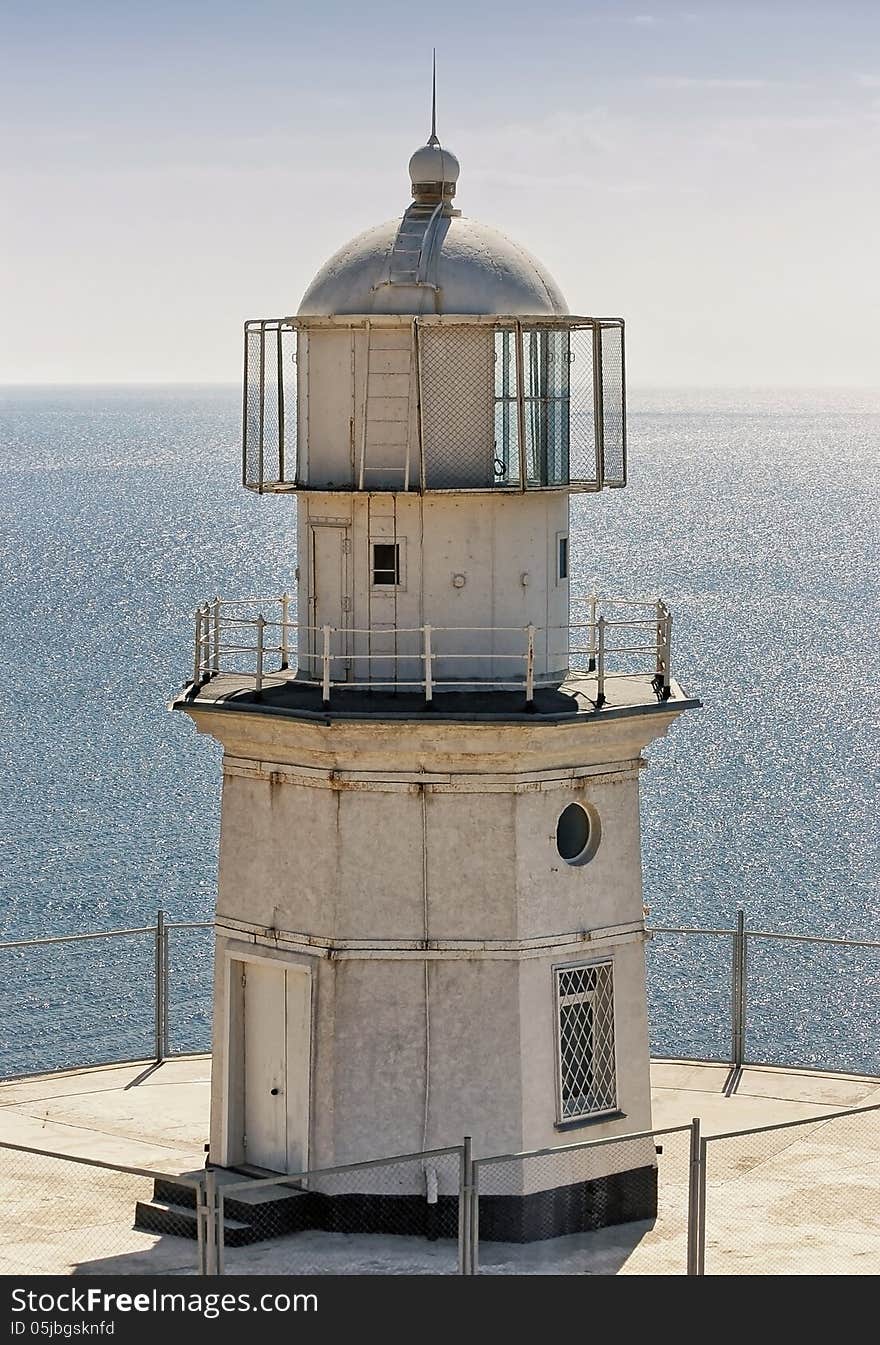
[141,1165,657,1246]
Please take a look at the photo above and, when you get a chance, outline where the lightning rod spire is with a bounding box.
[428,49,439,146]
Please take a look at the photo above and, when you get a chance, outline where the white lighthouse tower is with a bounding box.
[175,110,697,1241]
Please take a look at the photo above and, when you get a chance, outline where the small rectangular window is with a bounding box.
[372,542,400,586]
[555,961,616,1121]
[558,535,569,581]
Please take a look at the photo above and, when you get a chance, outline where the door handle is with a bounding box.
[270,1087,281,1096]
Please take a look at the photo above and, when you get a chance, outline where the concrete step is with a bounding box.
[134,1198,259,1248]
[144,1172,314,1244]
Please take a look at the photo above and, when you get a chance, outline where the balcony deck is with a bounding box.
[174,670,699,725]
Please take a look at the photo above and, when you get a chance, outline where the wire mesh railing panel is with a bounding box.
[646,930,733,1063]
[600,323,626,487]
[569,326,598,485]
[218,1149,463,1275]
[492,327,521,487]
[745,936,880,1077]
[0,1146,202,1276]
[167,924,213,1057]
[703,1106,880,1275]
[419,325,496,488]
[474,1129,690,1274]
[0,932,156,1079]
[243,321,297,491]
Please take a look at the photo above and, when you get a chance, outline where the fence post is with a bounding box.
[587,593,598,671]
[280,592,290,670]
[470,1155,480,1275]
[731,909,746,1069]
[596,616,606,708]
[321,624,332,707]
[697,1137,707,1275]
[424,624,433,706]
[737,909,747,1067]
[216,1188,225,1276]
[686,1116,702,1275]
[459,1136,472,1275]
[255,614,265,698]
[154,910,167,1065]
[525,624,536,711]
[204,1168,218,1275]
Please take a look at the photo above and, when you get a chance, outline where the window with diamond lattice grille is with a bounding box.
[555,962,617,1120]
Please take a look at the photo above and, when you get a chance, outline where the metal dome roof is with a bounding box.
[297,212,568,318]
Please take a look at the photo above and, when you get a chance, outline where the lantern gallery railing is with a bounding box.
[189,595,673,708]
[242,315,626,495]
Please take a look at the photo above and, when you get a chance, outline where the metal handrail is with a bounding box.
[189,593,675,708]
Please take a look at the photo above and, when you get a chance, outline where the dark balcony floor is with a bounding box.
[171,669,699,725]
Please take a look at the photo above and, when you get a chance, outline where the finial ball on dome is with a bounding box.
[408,142,461,204]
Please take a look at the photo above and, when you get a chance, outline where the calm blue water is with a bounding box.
[0,385,877,1074]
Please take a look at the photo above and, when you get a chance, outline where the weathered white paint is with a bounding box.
[298,490,570,681]
[186,133,694,1197]
[194,706,685,1174]
[297,215,567,318]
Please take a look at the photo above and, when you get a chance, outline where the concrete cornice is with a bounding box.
[178,699,692,774]
[214,913,647,961]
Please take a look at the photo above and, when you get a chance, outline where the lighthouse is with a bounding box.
[175,112,697,1241]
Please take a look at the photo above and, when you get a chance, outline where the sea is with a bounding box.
[0,385,877,1076]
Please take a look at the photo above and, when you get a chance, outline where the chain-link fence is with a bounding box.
[2,918,877,1083]
[166,923,214,1058]
[646,927,734,1064]
[473,1126,692,1275]
[0,916,212,1081]
[216,1147,465,1275]
[0,929,157,1079]
[0,1142,203,1276]
[745,933,880,1076]
[700,1104,880,1275]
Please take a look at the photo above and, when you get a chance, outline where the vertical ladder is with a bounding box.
[358,323,417,491]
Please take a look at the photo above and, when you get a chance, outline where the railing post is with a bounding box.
[193,606,204,685]
[596,615,606,708]
[587,593,598,671]
[458,1136,472,1275]
[321,624,332,707]
[655,598,665,678]
[255,614,265,698]
[154,909,167,1065]
[525,624,536,711]
[211,598,220,676]
[423,624,433,706]
[661,608,673,700]
[280,592,290,670]
[687,1116,702,1275]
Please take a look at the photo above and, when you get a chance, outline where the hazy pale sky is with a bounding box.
[2,0,878,385]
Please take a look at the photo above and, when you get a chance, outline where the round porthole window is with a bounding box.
[556,802,601,866]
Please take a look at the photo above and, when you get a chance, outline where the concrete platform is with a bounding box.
[0,1056,877,1275]
[174,670,699,725]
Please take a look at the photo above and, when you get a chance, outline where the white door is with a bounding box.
[242,961,311,1173]
[308,525,349,679]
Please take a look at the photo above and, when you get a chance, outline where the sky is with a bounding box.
[1,0,879,386]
